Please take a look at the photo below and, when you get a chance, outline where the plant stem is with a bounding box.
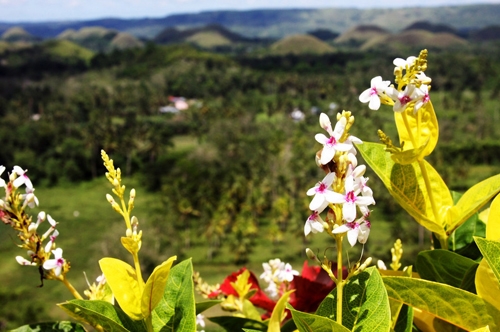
[146,315,154,332]
[336,235,343,325]
[133,252,145,287]
[61,277,83,300]
[402,112,417,148]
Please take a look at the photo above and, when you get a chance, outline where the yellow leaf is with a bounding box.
[231,269,252,299]
[394,101,438,159]
[141,255,177,318]
[476,259,500,310]
[242,298,262,322]
[268,290,294,332]
[486,194,500,241]
[413,307,437,332]
[471,326,491,332]
[99,257,143,320]
[479,207,490,224]
[357,142,451,236]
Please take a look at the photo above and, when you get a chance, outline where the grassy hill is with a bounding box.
[269,34,335,55]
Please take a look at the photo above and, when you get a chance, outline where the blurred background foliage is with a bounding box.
[1,40,500,329]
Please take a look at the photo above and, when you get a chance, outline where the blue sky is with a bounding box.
[0,0,498,22]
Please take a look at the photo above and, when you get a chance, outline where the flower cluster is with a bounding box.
[0,165,69,282]
[359,51,431,113]
[259,258,299,299]
[305,112,375,247]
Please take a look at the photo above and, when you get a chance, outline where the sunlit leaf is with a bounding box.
[99,257,143,320]
[394,100,438,159]
[289,306,350,332]
[315,267,391,331]
[58,300,146,332]
[486,194,500,241]
[141,255,176,318]
[471,327,491,332]
[268,290,294,332]
[476,259,500,310]
[151,258,196,331]
[121,236,141,255]
[474,237,500,284]
[243,299,263,322]
[446,174,500,235]
[357,142,450,236]
[11,321,86,332]
[383,277,500,331]
[416,249,478,290]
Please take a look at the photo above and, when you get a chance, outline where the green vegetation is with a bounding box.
[1,40,500,329]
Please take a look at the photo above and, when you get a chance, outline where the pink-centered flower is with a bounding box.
[332,217,371,247]
[306,172,337,212]
[413,84,430,113]
[385,84,424,113]
[329,176,375,222]
[43,248,65,277]
[359,76,391,111]
[304,211,324,236]
[12,166,33,190]
[315,116,352,165]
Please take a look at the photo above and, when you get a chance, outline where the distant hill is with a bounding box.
[307,29,339,41]
[110,32,144,50]
[269,34,335,55]
[470,25,500,41]
[0,4,499,39]
[334,25,389,47]
[42,39,95,62]
[403,21,458,35]
[154,24,252,45]
[57,26,119,52]
[361,29,468,51]
[1,27,39,42]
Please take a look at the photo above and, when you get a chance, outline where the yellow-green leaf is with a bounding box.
[268,290,294,332]
[242,299,262,322]
[394,100,438,159]
[475,237,500,284]
[99,257,143,320]
[487,194,500,241]
[472,327,491,332]
[446,174,500,235]
[141,255,176,318]
[121,237,141,255]
[476,259,500,310]
[383,277,500,331]
[357,142,451,236]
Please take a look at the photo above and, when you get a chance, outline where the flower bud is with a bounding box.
[131,216,138,227]
[305,248,321,264]
[106,194,114,204]
[16,256,33,266]
[113,178,120,187]
[130,188,136,200]
[0,199,5,208]
[126,228,132,237]
[37,211,46,223]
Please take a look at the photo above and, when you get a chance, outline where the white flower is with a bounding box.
[0,166,6,188]
[22,187,39,208]
[332,218,371,247]
[359,76,391,110]
[413,84,430,113]
[306,172,337,213]
[264,281,279,299]
[44,229,59,253]
[415,72,432,85]
[385,84,424,113]
[393,56,416,70]
[304,211,324,236]
[16,256,35,266]
[278,263,299,282]
[329,176,375,222]
[377,260,387,270]
[12,166,33,190]
[315,115,352,165]
[43,248,65,277]
[196,314,206,329]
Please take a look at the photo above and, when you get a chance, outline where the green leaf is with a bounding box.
[268,289,294,332]
[195,300,222,315]
[393,305,413,332]
[357,142,451,236]
[289,306,350,332]
[315,267,391,331]
[416,249,479,290]
[475,237,500,284]
[447,212,485,260]
[141,255,176,318]
[151,258,196,332]
[11,321,86,332]
[383,277,500,331]
[99,257,143,320]
[58,300,146,332]
[208,316,267,331]
[446,174,500,235]
[242,298,263,322]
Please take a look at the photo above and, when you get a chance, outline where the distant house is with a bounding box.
[159,96,190,114]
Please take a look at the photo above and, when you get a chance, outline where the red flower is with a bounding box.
[211,261,348,318]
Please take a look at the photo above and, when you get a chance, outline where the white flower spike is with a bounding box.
[307,172,337,212]
[315,115,352,165]
[359,76,391,111]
